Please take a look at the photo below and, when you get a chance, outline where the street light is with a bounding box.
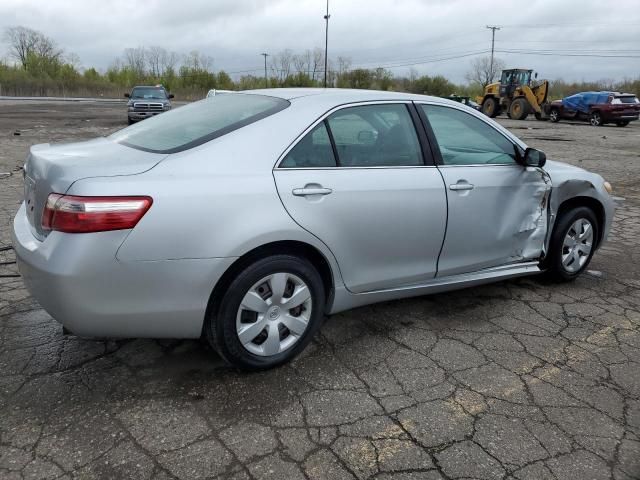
[260,52,269,88]
[324,0,330,88]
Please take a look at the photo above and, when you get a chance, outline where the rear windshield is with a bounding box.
[111,94,289,154]
[612,96,639,104]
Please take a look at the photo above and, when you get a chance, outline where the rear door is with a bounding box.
[417,103,550,277]
[273,102,447,293]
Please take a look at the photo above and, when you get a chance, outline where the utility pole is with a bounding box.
[260,53,269,88]
[323,0,330,88]
[486,25,501,82]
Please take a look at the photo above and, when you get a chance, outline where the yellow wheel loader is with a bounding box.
[476,69,549,120]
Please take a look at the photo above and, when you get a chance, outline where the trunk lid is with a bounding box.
[23,137,166,240]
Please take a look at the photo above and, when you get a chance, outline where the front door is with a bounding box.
[274,102,447,293]
[418,103,551,277]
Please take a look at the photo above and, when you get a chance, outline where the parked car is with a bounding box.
[444,94,481,111]
[125,85,174,125]
[545,91,640,127]
[13,88,614,369]
[206,89,234,98]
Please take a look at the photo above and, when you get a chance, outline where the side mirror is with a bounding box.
[124,93,130,98]
[523,147,546,168]
[168,94,175,99]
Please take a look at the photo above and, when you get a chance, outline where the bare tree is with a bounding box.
[146,46,166,77]
[160,50,179,75]
[311,48,324,81]
[4,26,62,68]
[124,47,147,76]
[292,50,311,75]
[466,55,505,88]
[66,52,81,69]
[271,49,293,83]
[183,50,213,71]
[336,56,351,76]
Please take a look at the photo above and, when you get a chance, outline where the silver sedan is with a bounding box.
[12,89,615,369]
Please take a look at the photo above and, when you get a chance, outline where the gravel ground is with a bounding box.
[1,100,639,480]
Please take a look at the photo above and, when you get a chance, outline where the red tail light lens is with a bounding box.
[42,194,153,233]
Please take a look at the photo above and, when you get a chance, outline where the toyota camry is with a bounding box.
[12,88,615,369]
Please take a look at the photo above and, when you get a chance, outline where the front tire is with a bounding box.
[590,111,602,126]
[549,108,560,123]
[509,98,529,120]
[205,255,325,370]
[545,207,598,282]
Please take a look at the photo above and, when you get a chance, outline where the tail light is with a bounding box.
[42,194,153,233]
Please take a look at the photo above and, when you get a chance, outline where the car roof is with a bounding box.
[240,87,460,105]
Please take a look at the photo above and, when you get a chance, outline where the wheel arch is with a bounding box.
[203,240,336,334]
[553,195,606,249]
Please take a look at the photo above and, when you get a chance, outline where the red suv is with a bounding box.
[545,91,640,127]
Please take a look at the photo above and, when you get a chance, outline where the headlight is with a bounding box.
[603,181,613,194]
[164,105,171,111]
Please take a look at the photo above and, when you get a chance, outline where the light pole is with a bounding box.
[486,25,501,82]
[323,0,330,88]
[260,53,269,88]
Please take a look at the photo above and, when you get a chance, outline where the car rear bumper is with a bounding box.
[12,202,236,339]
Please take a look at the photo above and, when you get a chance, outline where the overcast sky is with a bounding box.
[1,0,639,83]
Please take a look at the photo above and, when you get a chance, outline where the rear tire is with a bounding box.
[616,121,629,127]
[482,97,500,118]
[545,206,599,282]
[204,255,325,370]
[509,98,529,120]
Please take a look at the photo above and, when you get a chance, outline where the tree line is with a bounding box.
[1,25,638,100]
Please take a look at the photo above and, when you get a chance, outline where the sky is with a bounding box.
[1,0,639,84]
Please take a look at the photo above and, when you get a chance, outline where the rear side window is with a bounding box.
[111,94,289,154]
[326,104,423,167]
[612,96,639,104]
[280,122,337,168]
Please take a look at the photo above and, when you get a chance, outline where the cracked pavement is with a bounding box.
[1,100,640,479]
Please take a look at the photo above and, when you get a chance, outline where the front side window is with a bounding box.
[421,105,517,166]
[111,93,289,154]
[326,104,423,167]
[280,122,336,168]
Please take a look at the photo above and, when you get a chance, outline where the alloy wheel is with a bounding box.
[590,113,601,126]
[236,272,312,356]
[561,218,593,273]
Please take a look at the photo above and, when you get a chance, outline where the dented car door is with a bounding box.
[418,103,551,277]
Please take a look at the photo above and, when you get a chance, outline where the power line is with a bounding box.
[496,49,640,58]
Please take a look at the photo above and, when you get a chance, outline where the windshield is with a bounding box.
[612,96,639,104]
[130,87,167,100]
[111,93,289,154]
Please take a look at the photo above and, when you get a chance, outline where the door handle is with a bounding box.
[292,187,333,196]
[449,183,474,191]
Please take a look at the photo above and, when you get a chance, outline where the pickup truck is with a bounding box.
[545,91,640,127]
[124,85,174,125]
